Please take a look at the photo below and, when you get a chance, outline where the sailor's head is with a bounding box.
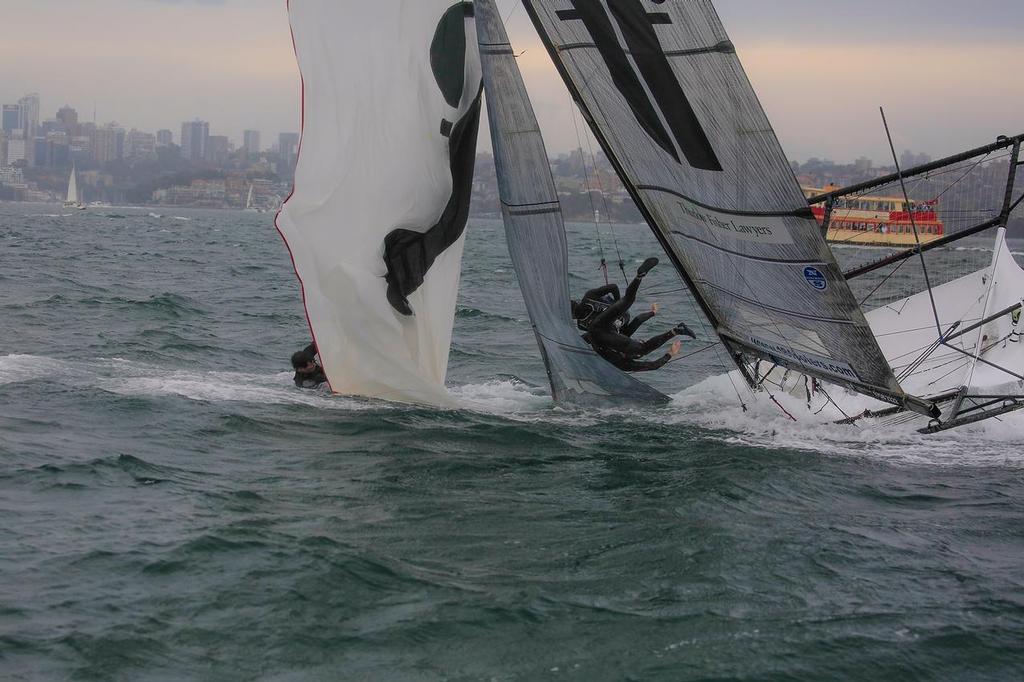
[291,349,316,372]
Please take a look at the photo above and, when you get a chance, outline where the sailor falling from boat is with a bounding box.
[291,342,327,389]
[572,257,696,372]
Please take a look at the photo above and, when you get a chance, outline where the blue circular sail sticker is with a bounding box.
[803,266,828,291]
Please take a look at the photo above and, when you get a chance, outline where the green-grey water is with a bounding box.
[1,203,1022,681]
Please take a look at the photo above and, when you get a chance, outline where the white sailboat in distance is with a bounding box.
[63,165,84,210]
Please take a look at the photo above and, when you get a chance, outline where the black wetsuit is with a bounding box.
[582,275,677,373]
[293,343,327,389]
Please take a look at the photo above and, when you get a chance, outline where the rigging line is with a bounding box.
[501,0,521,24]
[567,94,608,283]
[931,152,993,203]
[881,107,943,337]
[816,385,852,421]
[925,358,974,389]
[769,393,798,422]
[858,250,913,306]
[667,342,722,363]
[579,116,625,281]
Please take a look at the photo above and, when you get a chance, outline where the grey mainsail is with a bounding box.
[476,0,668,405]
[522,0,936,415]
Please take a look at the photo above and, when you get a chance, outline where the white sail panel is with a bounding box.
[278,0,482,405]
[524,0,933,413]
[66,166,78,204]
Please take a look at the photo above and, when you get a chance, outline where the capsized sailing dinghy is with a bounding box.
[514,0,1022,431]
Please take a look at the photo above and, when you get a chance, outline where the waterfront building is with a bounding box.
[181,119,209,163]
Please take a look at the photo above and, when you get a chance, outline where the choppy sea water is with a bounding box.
[1,203,1022,681]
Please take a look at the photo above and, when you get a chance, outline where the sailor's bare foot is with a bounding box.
[669,340,683,357]
[650,303,659,314]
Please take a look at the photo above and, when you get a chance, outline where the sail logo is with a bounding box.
[556,0,723,171]
[803,266,828,292]
[382,1,483,316]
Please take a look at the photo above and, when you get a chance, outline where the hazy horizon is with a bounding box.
[2,0,1022,164]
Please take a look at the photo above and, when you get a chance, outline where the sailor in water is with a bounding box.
[572,257,696,372]
[291,342,327,389]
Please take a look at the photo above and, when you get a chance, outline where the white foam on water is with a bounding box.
[449,379,553,416]
[663,372,1024,467]
[0,354,373,411]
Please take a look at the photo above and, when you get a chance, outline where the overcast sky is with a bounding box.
[2,0,1022,163]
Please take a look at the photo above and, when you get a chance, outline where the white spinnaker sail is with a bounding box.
[278,0,482,405]
[66,165,78,204]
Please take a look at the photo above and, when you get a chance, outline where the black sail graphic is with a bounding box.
[524,0,936,415]
[475,0,668,405]
[384,2,482,316]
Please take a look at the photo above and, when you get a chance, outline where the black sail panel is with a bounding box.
[523,0,934,413]
[476,0,669,406]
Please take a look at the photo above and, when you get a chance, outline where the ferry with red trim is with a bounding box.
[803,185,944,247]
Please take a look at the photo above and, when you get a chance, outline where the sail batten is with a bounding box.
[524,0,930,412]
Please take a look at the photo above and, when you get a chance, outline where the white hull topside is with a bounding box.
[753,232,1024,426]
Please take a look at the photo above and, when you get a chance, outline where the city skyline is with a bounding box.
[1,1,1023,163]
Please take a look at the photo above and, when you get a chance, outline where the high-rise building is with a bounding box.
[181,119,209,163]
[205,135,230,165]
[17,93,40,139]
[2,105,20,133]
[56,105,79,134]
[156,129,173,147]
[93,123,125,164]
[6,131,27,165]
[70,136,92,164]
[125,130,157,161]
[278,131,300,168]
[243,129,261,160]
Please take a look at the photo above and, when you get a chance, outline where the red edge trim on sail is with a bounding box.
[273,0,334,393]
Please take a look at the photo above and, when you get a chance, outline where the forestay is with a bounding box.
[475,0,667,405]
[523,0,935,415]
[278,0,482,405]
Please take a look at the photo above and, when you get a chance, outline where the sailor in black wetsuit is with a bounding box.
[291,342,327,389]
[572,257,695,372]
